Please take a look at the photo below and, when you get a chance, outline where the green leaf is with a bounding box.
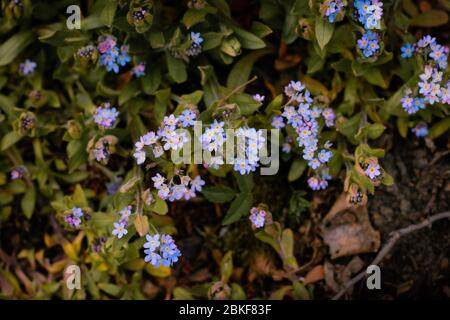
[0,31,35,67]
[363,68,387,88]
[202,32,223,51]
[293,282,310,300]
[228,26,266,49]
[269,286,292,300]
[0,94,15,117]
[222,193,253,225]
[1,131,24,151]
[141,68,161,95]
[381,172,394,186]
[154,89,171,123]
[92,212,116,229]
[182,7,216,29]
[179,90,204,105]
[72,184,88,208]
[165,52,187,83]
[230,283,247,300]
[202,185,237,203]
[265,94,284,114]
[21,187,36,219]
[315,17,334,50]
[229,93,261,115]
[429,117,450,139]
[98,283,122,297]
[288,159,307,182]
[410,10,449,27]
[151,196,168,215]
[226,48,272,91]
[367,123,385,139]
[119,81,140,106]
[100,0,117,27]
[396,117,408,138]
[233,172,254,192]
[173,287,194,300]
[220,251,233,283]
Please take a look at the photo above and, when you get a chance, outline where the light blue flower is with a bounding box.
[401,43,414,58]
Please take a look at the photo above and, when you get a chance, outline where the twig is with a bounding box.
[332,211,450,300]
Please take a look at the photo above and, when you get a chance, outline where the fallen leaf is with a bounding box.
[322,195,380,259]
[324,257,364,293]
[303,265,325,285]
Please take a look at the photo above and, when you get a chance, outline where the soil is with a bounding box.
[356,132,450,299]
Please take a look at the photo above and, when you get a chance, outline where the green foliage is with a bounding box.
[0,0,449,300]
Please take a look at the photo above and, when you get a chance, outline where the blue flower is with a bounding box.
[112,222,128,239]
[117,45,131,66]
[190,32,204,45]
[365,163,381,180]
[355,0,383,30]
[143,234,181,267]
[271,116,285,129]
[98,40,131,73]
[322,0,345,23]
[357,31,381,58]
[131,62,146,77]
[94,103,119,129]
[178,109,197,127]
[249,207,270,228]
[318,150,333,163]
[412,123,428,137]
[401,43,414,58]
[144,234,160,251]
[19,59,37,76]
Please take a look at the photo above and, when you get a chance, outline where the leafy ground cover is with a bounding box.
[0,0,449,299]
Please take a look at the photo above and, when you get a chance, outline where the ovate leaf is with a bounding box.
[222,193,253,225]
[202,185,237,203]
[315,17,334,50]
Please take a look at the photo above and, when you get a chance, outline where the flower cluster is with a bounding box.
[64,207,84,228]
[186,32,204,57]
[97,36,131,73]
[354,0,383,60]
[143,234,181,267]
[412,123,428,137]
[307,168,332,190]
[19,59,37,76]
[10,166,26,180]
[277,81,334,176]
[92,237,106,253]
[400,36,450,114]
[133,110,196,165]
[93,103,119,129]
[249,207,272,229]
[19,112,35,130]
[76,45,97,64]
[354,0,383,30]
[131,62,146,78]
[112,206,132,239]
[320,0,346,23]
[152,173,204,202]
[88,135,118,165]
[357,30,381,58]
[200,121,267,174]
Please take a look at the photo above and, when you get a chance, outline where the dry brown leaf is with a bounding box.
[275,54,302,71]
[322,195,380,259]
[248,253,275,282]
[134,215,149,237]
[324,257,364,294]
[303,265,325,285]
